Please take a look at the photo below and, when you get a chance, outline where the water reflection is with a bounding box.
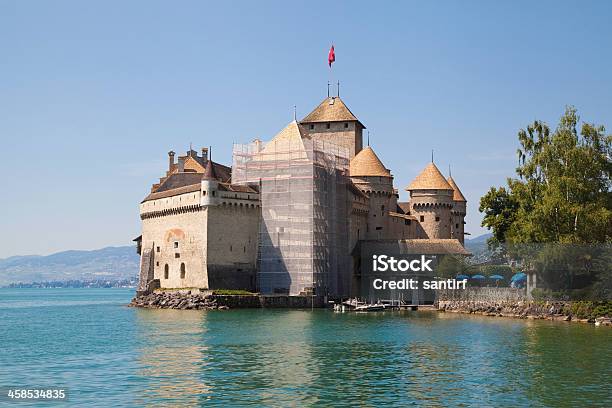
[131,308,612,407]
[134,309,210,406]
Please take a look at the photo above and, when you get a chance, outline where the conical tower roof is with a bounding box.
[447,176,467,202]
[350,146,391,177]
[256,120,309,161]
[301,96,364,127]
[405,162,453,191]
[202,158,217,180]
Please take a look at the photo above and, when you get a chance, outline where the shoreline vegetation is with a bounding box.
[437,299,612,326]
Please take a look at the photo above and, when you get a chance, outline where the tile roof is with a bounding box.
[256,120,310,161]
[218,183,259,193]
[397,202,411,214]
[301,97,364,127]
[350,146,391,177]
[202,159,216,180]
[405,162,453,191]
[155,172,203,193]
[142,183,201,202]
[366,239,470,255]
[389,212,417,220]
[447,176,467,202]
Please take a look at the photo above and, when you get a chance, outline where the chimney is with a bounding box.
[201,147,209,163]
[168,151,175,171]
[178,157,185,172]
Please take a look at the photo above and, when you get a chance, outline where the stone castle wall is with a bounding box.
[306,121,363,159]
[408,190,453,239]
[141,205,208,289]
[206,204,260,291]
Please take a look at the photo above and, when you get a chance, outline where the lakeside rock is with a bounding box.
[437,300,611,325]
[129,291,324,309]
[129,291,226,310]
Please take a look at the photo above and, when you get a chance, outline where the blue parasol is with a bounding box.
[456,274,470,280]
[489,275,504,280]
[471,274,486,280]
[510,272,527,282]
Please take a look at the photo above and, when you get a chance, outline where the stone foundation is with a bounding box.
[129,291,325,310]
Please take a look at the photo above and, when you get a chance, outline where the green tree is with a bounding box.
[479,107,612,298]
[480,107,612,245]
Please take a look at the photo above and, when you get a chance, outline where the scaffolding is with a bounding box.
[232,128,350,296]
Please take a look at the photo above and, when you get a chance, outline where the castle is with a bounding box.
[135,95,469,299]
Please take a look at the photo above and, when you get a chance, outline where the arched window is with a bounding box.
[180,263,186,279]
[164,264,169,279]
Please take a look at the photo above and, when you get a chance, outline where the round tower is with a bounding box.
[200,159,219,206]
[350,146,396,239]
[405,163,454,239]
[447,176,467,245]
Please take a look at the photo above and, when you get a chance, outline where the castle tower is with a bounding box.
[405,163,454,239]
[447,175,467,245]
[350,146,396,239]
[301,96,364,159]
[200,159,219,207]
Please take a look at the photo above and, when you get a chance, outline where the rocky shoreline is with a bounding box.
[437,300,612,326]
[129,292,229,310]
[129,292,611,326]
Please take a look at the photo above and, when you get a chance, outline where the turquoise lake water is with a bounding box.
[0,288,611,407]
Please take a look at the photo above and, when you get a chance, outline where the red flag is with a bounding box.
[328,45,335,67]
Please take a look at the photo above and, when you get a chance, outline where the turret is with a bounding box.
[447,175,467,245]
[201,160,219,206]
[350,146,396,239]
[300,96,364,159]
[405,163,454,239]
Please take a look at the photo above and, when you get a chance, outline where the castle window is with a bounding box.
[405,220,411,226]
[174,242,179,249]
[203,191,207,196]
[180,263,185,279]
[244,246,246,253]
[175,253,180,258]
[376,227,383,231]
[435,216,440,222]
[230,245,233,252]
[344,122,348,128]
[156,261,159,266]
[310,124,314,130]
[156,246,160,253]
[420,216,425,222]
[456,223,459,229]
[212,191,216,197]
[164,264,169,279]
[326,123,331,129]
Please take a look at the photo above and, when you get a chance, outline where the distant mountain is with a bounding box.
[0,246,139,286]
[465,233,493,259]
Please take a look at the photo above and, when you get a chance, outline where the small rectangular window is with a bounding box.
[326,123,331,129]
[376,227,383,230]
[420,216,424,222]
[435,216,440,222]
[156,246,160,252]
[174,242,179,248]
[310,124,314,130]
[344,122,348,128]
[456,223,459,229]
[175,253,180,258]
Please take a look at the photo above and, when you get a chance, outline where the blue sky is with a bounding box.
[1,1,611,257]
